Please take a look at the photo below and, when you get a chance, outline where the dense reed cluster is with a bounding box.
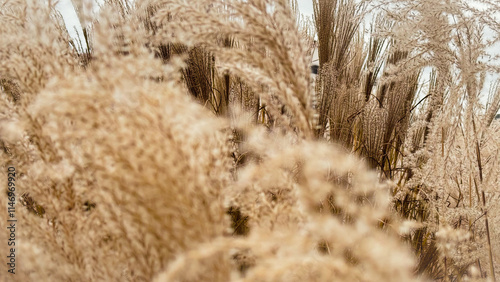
[0,0,499,281]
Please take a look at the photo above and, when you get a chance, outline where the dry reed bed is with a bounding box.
[0,0,499,281]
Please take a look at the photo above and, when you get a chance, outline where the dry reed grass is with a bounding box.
[0,0,499,281]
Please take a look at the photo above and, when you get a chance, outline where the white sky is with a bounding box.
[57,1,82,37]
[299,0,314,18]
